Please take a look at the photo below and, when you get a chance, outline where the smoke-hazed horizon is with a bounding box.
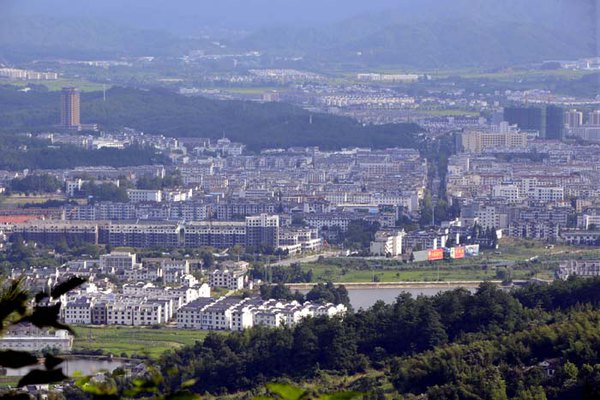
[2,0,597,34]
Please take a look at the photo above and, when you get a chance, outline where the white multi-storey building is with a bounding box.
[127,189,162,203]
[558,260,600,280]
[63,297,93,324]
[99,252,139,273]
[529,186,564,202]
[492,184,521,203]
[176,297,347,331]
[370,230,405,256]
[209,269,246,290]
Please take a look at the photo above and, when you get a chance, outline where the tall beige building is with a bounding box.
[461,130,528,153]
[60,87,81,128]
[565,109,583,128]
[589,110,600,126]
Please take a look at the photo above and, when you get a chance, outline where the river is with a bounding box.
[347,287,476,309]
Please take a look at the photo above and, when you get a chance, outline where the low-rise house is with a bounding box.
[557,260,600,280]
[370,230,405,256]
[0,324,72,352]
[209,269,246,290]
[176,297,347,331]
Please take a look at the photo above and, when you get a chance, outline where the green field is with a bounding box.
[300,262,534,283]
[2,78,109,92]
[0,376,19,388]
[0,194,66,208]
[294,239,600,284]
[72,326,211,358]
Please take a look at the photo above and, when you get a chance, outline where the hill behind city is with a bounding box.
[0,85,422,151]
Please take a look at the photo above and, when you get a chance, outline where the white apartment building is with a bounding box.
[580,214,600,230]
[63,297,93,324]
[200,297,241,330]
[304,213,352,231]
[177,297,216,329]
[475,206,508,230]
[124,264,163,282]
[561,230,600,246]
[99,252,139,273]
[133,302,164,326]
[177,297,347,331]
[65,179,83,197]
[492,184,521,203]
[209,269,246,290]
[370,230,405,256]
[163,189,193,202]
[529,186,564,202]
[0,328,72,352]
[162,259,190,283]
[558,260,600,280]
[246,213,279,228]
[106,299,164,326]
[127,189,163,203]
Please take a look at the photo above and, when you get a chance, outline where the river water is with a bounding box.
[347,287,476,309]
[5,358,124,377]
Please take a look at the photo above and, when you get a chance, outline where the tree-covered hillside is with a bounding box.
[151,278,600,398]
[0,86,422,151]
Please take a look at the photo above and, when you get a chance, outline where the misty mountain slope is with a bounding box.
[238,0,597,67]
[0,16,220,62]
[0,0,596,67]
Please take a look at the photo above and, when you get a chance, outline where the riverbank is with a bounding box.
[286,280,508,290]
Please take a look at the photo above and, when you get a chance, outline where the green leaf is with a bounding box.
[17,368,68,387]
[265,383,307,400]
[51,276,87,299]
[0,350,38,368]
[17,303,74,333]
[181,378,197,388]
[34,291,49,303]
[0,279,28,325]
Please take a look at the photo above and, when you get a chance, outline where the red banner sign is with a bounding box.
[428,248,444,261]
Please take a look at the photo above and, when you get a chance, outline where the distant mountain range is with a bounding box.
[0,0,597,68]
[237,0,598,68]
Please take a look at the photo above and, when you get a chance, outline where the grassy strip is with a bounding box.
[0,376,20,388]
[3,78,109,92]
[72,326,211,358]
[300,262,535,283]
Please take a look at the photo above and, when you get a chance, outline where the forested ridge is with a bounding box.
[0,134,167,170]
[0,85,422,151]
[156,278,600,399]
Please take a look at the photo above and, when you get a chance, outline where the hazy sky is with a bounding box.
[1,0,402,29]
[2,0,596,37]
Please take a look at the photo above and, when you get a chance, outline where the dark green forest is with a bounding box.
[154,278,600,399]
[0,85,422,151]
[0,133,167,170]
